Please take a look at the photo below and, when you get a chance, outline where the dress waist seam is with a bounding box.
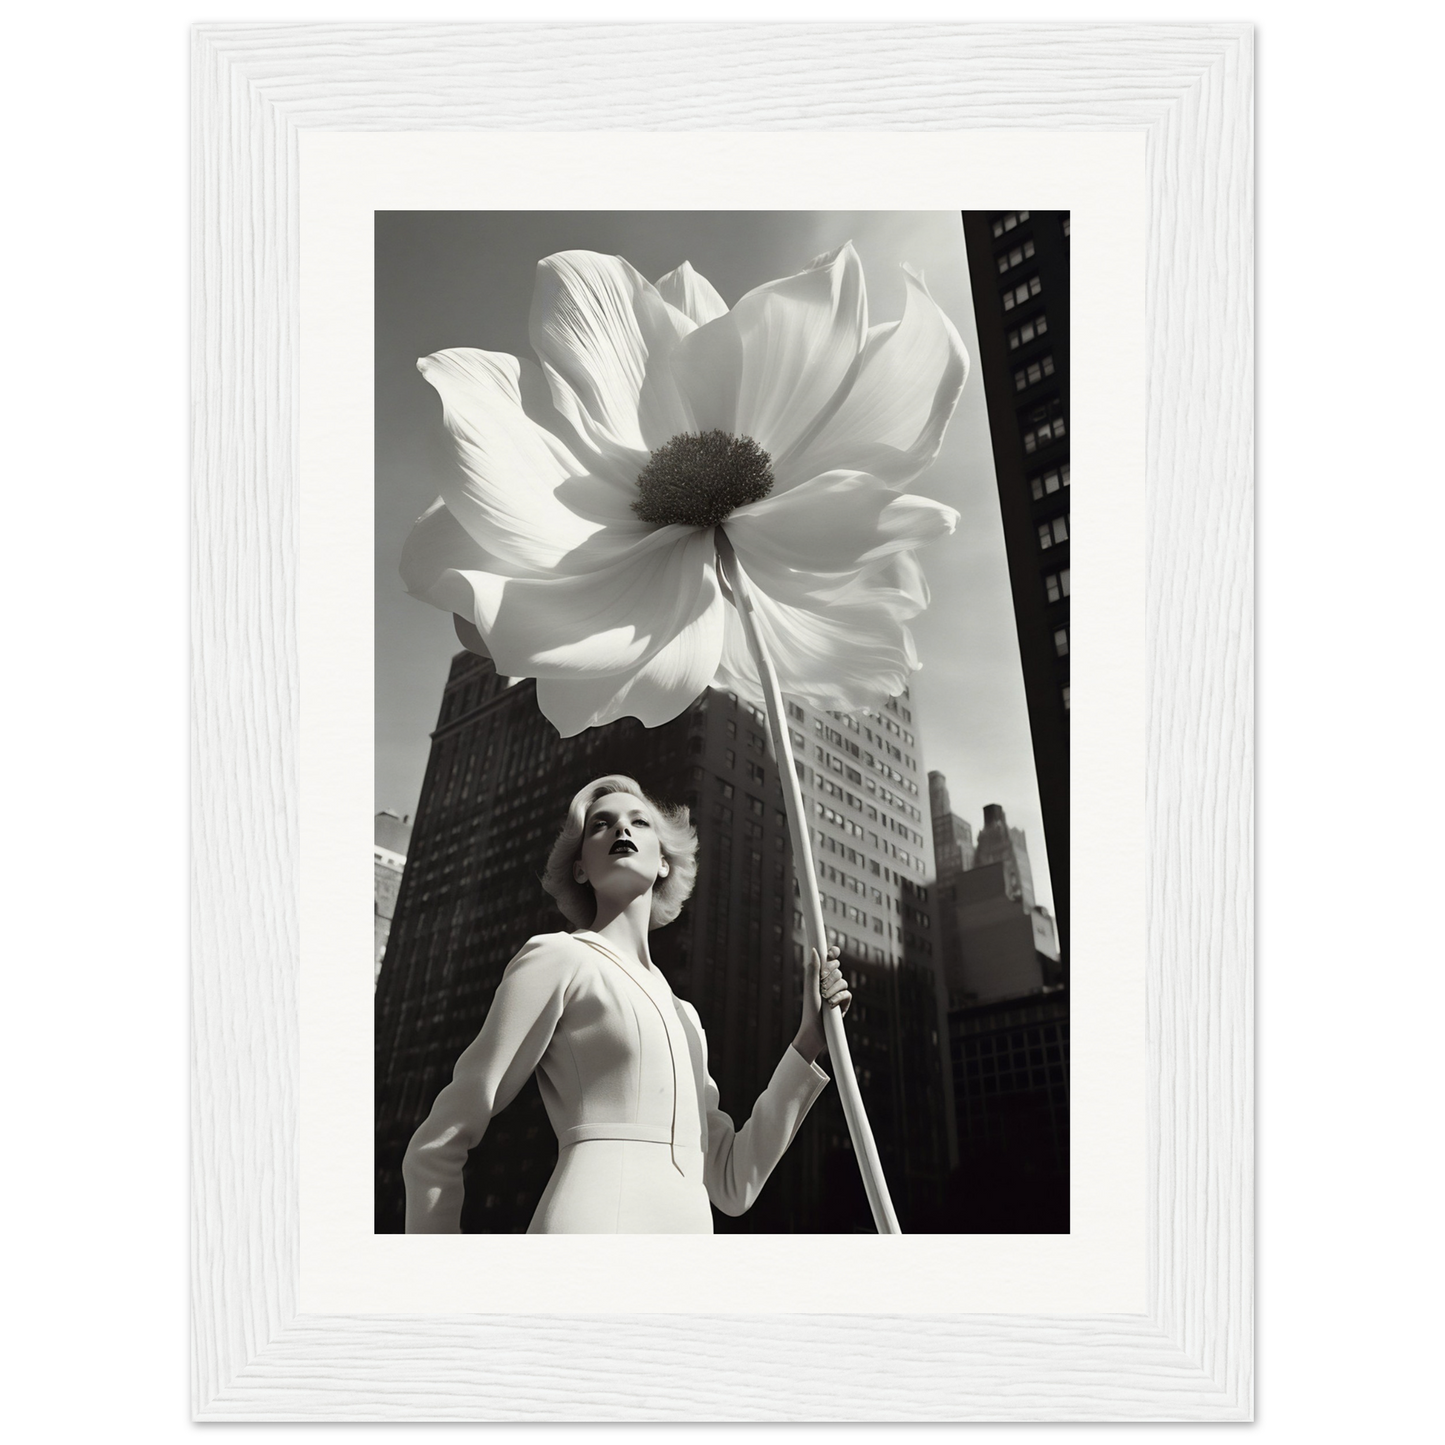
[559,1123,700,1150]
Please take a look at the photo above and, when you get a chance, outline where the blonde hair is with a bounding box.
[542,774,699,930]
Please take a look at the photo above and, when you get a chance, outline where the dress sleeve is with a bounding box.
[687,1005,831,1217]
[402,935,574,1233]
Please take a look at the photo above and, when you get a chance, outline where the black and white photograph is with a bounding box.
[372,210,1072,1234]
[189,19,1254,1421]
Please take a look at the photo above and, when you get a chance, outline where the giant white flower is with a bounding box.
[401,243,968,737]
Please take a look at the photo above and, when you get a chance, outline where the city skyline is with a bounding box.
[375,653,954,1234]
[375,210,1055,915]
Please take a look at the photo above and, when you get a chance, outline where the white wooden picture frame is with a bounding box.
[192,22,1252,1420]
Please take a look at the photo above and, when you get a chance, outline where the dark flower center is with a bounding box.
[632,430,774,529]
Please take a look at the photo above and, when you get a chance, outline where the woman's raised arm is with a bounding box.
[670,996,827,1217]
[402,935,575,1233]
[697,1045,832,1217]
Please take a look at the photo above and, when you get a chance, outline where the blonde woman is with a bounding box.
[403,773,851,1234]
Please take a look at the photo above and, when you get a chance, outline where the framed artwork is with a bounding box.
[192,22,1252,1420]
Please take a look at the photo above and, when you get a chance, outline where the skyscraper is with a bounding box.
[785,690,954,1228]
[974,803,1035,911]
[930,803,1057,1005]
[929,783,1059,1005]
[926,776,1069,1231]
[924,774,1063,1236]
[373,810,411,981]
[374,651,952,1234]
[961,210,1071,978]
[928,771,975,879]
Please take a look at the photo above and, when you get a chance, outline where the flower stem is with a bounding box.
[714,530,902,1235]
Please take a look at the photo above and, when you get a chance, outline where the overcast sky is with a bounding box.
[375,211,1054,915]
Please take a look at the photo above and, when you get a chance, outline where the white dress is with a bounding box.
[403,930,830,1234]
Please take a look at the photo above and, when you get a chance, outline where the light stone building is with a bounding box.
[374,810,412,982]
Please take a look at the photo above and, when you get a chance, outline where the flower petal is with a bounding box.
[713,584,921,716]
[535,591,725,736]
[434,526,720,691]
[742,549,933,619]
[400,495,499,605]
[664,242,868,469]
[516,357,649,527]
[453,612,493,659]
[655,261,729,326]
[529,251,694,458]
[776,265,968,490]
[827,549,931,619]
[724,470,957,584]
[417,348,625,576]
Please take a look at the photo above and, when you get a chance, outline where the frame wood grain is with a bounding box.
[191,21,1252,1420]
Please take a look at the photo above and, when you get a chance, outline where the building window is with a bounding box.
[1061,214,1071,237]
[1062,685,1071,710]
[1045,568,1071,603]
[1029,464,1070,500]
[1001,275,1043,312]
[1053,626,1069,657]
[786,701,804,722]
[1013,354,1055,391]
[1037,515,1069,550]
[1021,398,1067,455]
[1007,314,1048,350]
[991,210,1030,237]
[996,238,1036,273]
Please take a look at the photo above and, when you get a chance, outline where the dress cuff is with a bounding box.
[786,1043,831,1090]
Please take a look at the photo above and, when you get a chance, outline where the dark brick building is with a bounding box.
[942,990,1070,1233]
[961,209,1071,977]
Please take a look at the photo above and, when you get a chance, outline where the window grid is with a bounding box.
[996,238,1036,274]
[1002,275,1043,312]
[1023,414,1066,454]
[1013,353,1055,391]
[991,210,1031,237]
[1007,314,1048,350]
[1021,399,1067,455]
[1037,515,1069,551]
[1029,463,1071,500]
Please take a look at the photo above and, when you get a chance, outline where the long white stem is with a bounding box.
[715,531,902,1235]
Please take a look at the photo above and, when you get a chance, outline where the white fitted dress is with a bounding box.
[402,930,830,1234]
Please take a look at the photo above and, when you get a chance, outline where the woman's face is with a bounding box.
[576,791,669,909]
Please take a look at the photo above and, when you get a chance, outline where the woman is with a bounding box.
[403,773,851,1234]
